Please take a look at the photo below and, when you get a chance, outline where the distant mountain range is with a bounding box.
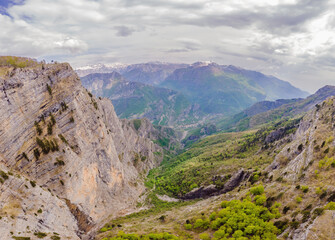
[78,61,309,127]
[81,72,202,125]
[218,85,335,131]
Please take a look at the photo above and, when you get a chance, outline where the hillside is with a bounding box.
[97,96,335,240]
[81,72,202,126]
[219,85,335,131]
[160,63,308,115]
[0,57,163,239]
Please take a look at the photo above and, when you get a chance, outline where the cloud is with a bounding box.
[114,26,136,37]
[0,0,334,92]
[54,38,88,53]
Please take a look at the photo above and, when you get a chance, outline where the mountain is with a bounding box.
[160,62,309,115]
[81,72,203,126]
[76,62,187,85]
[0,57,162,239]
[219,85,335,131]
[75,63,129,77]
[119,62,188,85]
[97,96,335,240]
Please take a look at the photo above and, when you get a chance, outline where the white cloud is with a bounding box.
[0,0,334,92]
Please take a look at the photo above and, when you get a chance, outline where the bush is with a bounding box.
[34,121,42,135]
[193,218,209,230]
[30,181,36,187]
[325,202,335,210]
[47,84,52,95]
[301,185,309,193]
[58,134,68,145]
[199,233,210,240]
[250,185,265,195]
[47,122,53,135]
[184,224,192,230]
[33,148,40,160]
[296,196,302,203]
[313,207,324,217]
[34,232,47,238]
[133,119,141,131]
[0,171,9,180]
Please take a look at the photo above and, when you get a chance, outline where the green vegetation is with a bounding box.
[0,56,39,68]
[146,123,286,197]
[58,134,69,145]
[33,148,40,160]
[34,232,47,238]
[46,84,52,95]
[133,119,142,131]
[36,137,59,154]
[100,195,280,240]
[0,170,9,183]
[12,237,31,240]
[34,121,42,135]
[102,232,180,240]
[30,181,36,188]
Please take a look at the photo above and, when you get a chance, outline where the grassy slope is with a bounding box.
[96,98,335,240]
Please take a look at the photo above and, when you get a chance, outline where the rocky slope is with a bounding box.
[0,58,163,239]
[96,96,335,240]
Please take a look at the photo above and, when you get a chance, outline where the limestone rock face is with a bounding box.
[0,164,80,240]
[0,62,162,238]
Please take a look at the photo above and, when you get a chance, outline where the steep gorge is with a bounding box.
[0,59,163,239]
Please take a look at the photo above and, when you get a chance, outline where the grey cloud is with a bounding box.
[114,26,136,37]
[175,0,330,35]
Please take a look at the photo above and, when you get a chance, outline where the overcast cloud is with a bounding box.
[1,0,335,92]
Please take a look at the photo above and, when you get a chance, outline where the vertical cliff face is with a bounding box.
[0,59,163,238]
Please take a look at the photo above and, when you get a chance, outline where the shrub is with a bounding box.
[22,152,29,161]
[133,119,141,131]
[298,143,303,151]
[301,185,309,193]
[250,185,264,195]
[193,218,209,230]
[69,116,74,123]
[0,171,9,180]
[199,233,210,240]
[61,101,68,111]
[50,113,56,125]
[313,207,324,217]
[34,121,42,135]
[47,122,53,135]
[58,134,68,145]
[46,84,52,95]
[184,224,192,230]
[34,232,47,238]
[54,158,65,166]
[325,202,335,210]
[33,149,40,160]
[255,194,267,205]
[296,196,302,203]
[30,181,36,187]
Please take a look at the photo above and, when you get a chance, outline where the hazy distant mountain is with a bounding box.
[119,62,188,85]
[76,62,187,85]
[218,85,335,131]
[81,72,202,125]
[75,63,128,77]
[160,62,309,115]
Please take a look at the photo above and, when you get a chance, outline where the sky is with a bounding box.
[1,0,335,93]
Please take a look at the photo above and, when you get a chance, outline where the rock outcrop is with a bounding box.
[182,169,250,200]
[0,58,163,239]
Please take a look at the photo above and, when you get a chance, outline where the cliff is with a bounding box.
[0,57,163,239]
